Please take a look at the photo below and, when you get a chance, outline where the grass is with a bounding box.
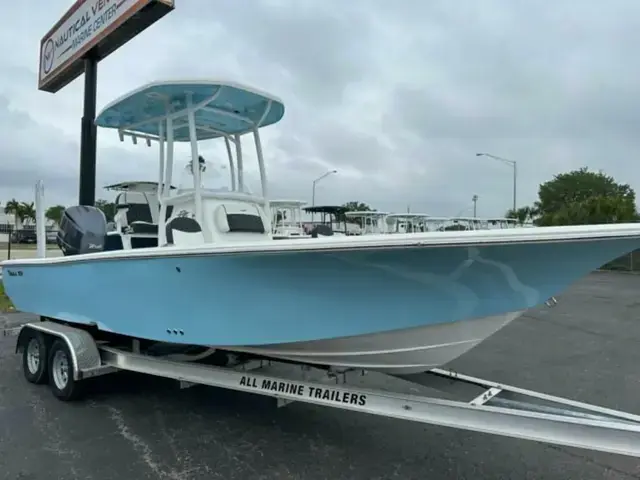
[0,243,60,252]
[0,281,14,312]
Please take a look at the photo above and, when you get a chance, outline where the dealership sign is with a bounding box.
[39,0,174,93]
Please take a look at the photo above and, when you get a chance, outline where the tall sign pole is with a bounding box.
[38,0,175,206]
[80,53,98,207]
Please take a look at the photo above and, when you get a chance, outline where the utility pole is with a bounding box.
[311,169,337,222]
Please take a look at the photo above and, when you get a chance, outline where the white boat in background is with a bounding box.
[270,199,310,239]
[457,216,519,230]
[412,216,518,232]
[344,211,390,234]
[384,213,432,233]
[302,205,361,236]
[344,213,522,235]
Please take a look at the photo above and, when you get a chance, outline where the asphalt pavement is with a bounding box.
[2,271,640,479]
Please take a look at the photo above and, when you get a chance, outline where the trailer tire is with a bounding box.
[47,339,83,401]
[22,329,48,385]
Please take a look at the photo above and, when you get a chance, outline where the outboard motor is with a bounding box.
[310,224,334,238]
[56,206,107,256]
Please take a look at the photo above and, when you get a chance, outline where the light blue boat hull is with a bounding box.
[3,237,637,348]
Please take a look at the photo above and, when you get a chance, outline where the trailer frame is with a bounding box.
[5,319,640,457]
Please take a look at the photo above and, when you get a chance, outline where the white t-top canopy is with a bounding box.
[95,80,286,141]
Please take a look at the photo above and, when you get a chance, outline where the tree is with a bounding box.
[505,206,538,225]
[45,205,66,226]
[338,201,373,224]
[533,168,638,226]
[4,198,21,229]
[18,202,35,226]
[95,199,116,222]
[550,195,637,225]
[342,201,372,213]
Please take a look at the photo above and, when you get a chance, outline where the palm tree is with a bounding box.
[506,205,542,225]
[4,198,21,229]
[19,202,36,225]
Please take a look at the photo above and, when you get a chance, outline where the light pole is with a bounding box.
[472,194,478,218]
[311,169,337,222]
[475,152,517,212]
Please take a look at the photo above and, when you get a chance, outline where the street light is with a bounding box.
[476,152,517,212]
[472,194,478,218]
[311,169,337,221]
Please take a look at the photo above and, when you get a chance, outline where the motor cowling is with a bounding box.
[56,206,107,256]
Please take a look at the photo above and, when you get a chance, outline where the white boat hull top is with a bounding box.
[226,311,523,374]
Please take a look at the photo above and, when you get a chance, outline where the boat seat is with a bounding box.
[213,204,266,242]
[129,221,158,235]
[118,203,173,237]
[227,213,265,233]
[125,203,153,224]
[166,216,203,246]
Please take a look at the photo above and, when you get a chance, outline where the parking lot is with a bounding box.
[1,271,640,479]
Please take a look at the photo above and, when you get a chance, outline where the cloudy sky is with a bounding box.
[1,0,638,217]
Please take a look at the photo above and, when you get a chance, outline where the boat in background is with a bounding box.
[383,213,431,233]
[454,216,519,231]
[303,205,361,236]
[4,79,640,374]
[345,211,390,234]
[344,213,522,235]
[270,199,310,239]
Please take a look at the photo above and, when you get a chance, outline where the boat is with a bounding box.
[454,216,519,231]
[270,199,310,239]
[344,211,390,234]
[4,79,640,375]
[303,205,360,236]
[480,217,519,229]
[384,213,431,233]
[380,215,520,234]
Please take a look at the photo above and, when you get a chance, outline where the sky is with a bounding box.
[1,0,639,218]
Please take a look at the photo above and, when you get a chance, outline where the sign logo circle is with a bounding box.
[42,39,55,75]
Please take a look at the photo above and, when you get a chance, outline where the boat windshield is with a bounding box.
[176,155,254,195]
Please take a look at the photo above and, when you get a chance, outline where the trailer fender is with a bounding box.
[14,322,103,380]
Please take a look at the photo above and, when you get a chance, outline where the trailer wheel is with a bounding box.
[47,339,83,401]
[22,330,48,384]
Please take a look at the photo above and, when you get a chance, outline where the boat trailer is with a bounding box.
[4,319,640,457]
